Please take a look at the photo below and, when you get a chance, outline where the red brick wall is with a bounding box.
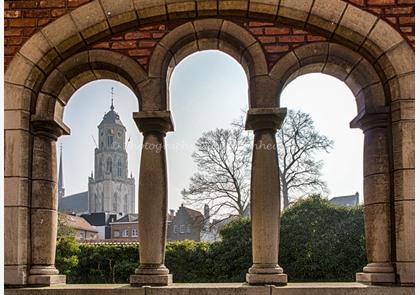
[4,0,414,70]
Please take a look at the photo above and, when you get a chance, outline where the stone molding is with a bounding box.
[133,111,174,134]
[245,108,287,131]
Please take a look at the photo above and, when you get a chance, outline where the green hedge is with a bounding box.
[57,195,366,283]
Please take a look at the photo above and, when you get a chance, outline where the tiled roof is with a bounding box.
[59,212,98,233]
[59,191,89,214]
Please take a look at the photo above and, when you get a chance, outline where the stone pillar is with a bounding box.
[28,119,69,286]
[351,111,396,285]
[130,111,174,286]
[245,108,288,286]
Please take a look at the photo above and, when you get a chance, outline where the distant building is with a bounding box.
[59,213,98,242]
[81,212,122,240]
[330,192,360,207]
[110,214,139,241]
[167,204,205,242]
[58,94,135,216]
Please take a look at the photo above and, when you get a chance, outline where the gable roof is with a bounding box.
[112,213,138,223]
[330,193,359,207]
[59,213,97,233]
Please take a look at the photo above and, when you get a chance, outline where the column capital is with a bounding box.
[245,108,287,131]
[133,111,174,134]
[31,116,70,140]
[350,107,389,132]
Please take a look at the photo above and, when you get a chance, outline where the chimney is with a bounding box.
[170,209,175,218]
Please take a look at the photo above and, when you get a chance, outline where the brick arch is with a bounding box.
[146,19,268,110]
[269,42,385,113]
[33,49,147,125]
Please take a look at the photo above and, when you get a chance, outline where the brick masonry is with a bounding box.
[4,0,415,71]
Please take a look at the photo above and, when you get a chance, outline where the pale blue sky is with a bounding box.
[58,50,363,212]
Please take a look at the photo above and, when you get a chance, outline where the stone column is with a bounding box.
[245,108,288,286]
[130,111,174,286]
[28,119,69,286]
[351,111,396,285]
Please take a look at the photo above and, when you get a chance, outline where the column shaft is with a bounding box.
[130,111,173,286]
[28,122,68,286]
[354,114,395,285]
[245,108,287,285]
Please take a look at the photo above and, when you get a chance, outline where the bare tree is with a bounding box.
[277,110,334,209]
[182,122,252,218]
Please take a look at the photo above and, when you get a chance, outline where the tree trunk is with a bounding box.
[280,176,289,210]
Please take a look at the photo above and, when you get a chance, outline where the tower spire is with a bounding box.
[110,87,115,111]
[58,144,65,205]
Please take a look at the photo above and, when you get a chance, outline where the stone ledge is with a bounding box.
[5,283,415,295]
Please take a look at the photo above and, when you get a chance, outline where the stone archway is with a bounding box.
[4,0,414,288]
[269,41,397,284]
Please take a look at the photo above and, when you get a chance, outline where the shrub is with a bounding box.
[55,236,80,277]
[280,195,367,281]
[58,196,366,283]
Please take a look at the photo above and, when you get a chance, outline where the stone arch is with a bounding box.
[5,0,414,111]
[269,41,414,285]
[33,49,147,125]
[147,19,268,109]
[4,0,414,287]
[269,42,386,113]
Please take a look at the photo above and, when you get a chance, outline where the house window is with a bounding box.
[113,231,120,237]
[174,225,178,233]
[122,229,129,237]
[180,225,185,234]
[187,224,191,234]
[132,229,138,237]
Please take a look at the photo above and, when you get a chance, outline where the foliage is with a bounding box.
[70,244,138,283]
[59,198,365,283]
[182,122,252,218]
[280,195,367,281]
[277,110,334,208]
[55,236,80,277]
[208,217,252,282]
[166,240,211,282]
[57,212,76,238]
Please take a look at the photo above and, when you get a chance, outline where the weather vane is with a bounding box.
[110,87,115,111]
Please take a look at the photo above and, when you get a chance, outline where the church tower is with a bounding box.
[88,89,135,214]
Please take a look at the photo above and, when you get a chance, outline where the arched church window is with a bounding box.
[117,159,122,177]
[113,192,118,212]
[99,158,103,175]
[106,158,112,173]
[107,129,114,147]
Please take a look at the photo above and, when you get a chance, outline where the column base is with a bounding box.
[356,263,395,285]
[246,273,288,285]
[130,264,172,286]
[27,275,66,286]
[246,264,288,286]
[130,274,173,286]
[356,272,395,285]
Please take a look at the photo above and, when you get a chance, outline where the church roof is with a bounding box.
[59,191,89,214]
[98,102,126,129]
